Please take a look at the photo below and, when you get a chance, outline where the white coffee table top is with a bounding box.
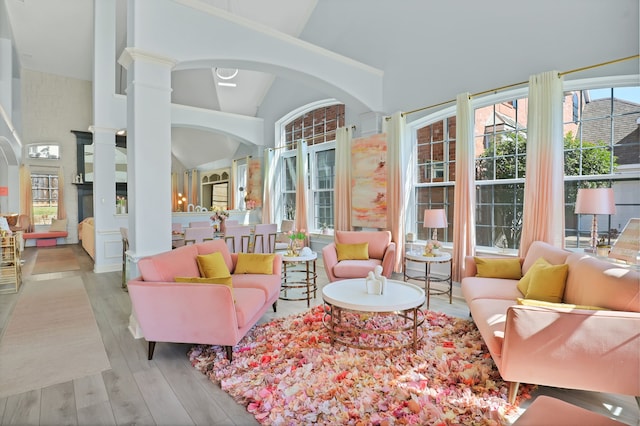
[322,278,425,312]
[282,251,317,262]
[405,252,451,262]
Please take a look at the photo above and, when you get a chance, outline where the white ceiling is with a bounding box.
[4,0,319,169]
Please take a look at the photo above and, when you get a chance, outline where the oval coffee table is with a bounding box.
[322,278,425,352]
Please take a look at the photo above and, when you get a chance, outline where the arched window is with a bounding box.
[277,102,344,231]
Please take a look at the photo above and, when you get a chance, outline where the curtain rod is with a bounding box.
[401,54,640,118]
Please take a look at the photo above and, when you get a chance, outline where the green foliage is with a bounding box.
[563,131,616,177]
[477,131,617,179]
[475,131,616,249]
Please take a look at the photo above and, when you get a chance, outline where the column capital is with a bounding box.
[118,47,177,70]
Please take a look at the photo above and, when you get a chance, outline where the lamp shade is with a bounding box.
[575,188,616,215]
[423,209,448,228]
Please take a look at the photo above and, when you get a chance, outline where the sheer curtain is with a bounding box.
[295,140,309,237]
[382,112,406,272]
[334,127,352,231]
[56,166,66,220]
[19,165,33,232]
[519,71,565,255]
[190,169,198,207]
[171,172,178,211]
[262,149,275,224]
[452,93,476,282]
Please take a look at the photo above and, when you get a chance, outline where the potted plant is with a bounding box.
[596,235,611,257]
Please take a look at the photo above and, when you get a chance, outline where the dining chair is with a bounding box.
[253,223,277,254]
[183,226,214,245]
[223,225,252,253]
[189,221,210,228]
[172,223,183,233]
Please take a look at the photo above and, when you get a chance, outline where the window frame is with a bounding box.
[407,75,639,251]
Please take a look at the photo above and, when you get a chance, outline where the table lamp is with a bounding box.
[574,187,616,252]
[423,209,448,242]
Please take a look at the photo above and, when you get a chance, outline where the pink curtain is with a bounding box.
[383,112,407,272]
[262,149,275,224]
[334,127,352,231]
[171,172,178,211]
[295,141,309,238]
[191,169,198,207]
[183,171,189,206]
[519,71,565,256]
[56,166,66,220]
[452,93,476,282]
[19,165,33,232]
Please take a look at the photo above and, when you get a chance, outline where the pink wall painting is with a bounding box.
[246,158,262,207]
[351,133,387,228]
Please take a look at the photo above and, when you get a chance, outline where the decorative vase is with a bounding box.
[219,219,226,234]
[432,248,441,256]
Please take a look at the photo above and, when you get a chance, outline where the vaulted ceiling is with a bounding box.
[4,0,319,169]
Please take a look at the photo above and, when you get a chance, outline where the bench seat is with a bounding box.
[23,231,68,247]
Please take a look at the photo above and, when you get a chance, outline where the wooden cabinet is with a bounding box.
[0,234,21,294]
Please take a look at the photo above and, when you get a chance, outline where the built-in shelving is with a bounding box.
[0,234,21,294]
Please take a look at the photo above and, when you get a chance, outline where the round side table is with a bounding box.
[280,251,318,307]
[403,251,452,309]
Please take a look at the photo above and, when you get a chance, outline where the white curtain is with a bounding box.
[519,71,565,256]
[295,140,309,237]
[334,127,352,231]
[452,93,476,282]
[262,149,275,224]
[382,112,407,272]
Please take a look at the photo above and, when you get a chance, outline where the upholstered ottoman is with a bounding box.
[513,396,627,426]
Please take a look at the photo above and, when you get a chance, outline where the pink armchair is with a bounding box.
[322,230,396,282]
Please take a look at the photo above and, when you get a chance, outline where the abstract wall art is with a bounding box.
[351,133,387,228]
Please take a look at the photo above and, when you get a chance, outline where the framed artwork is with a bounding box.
[246,158,262,207]
[351,133,387,228]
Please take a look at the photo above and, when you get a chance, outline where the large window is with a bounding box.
[411,80,640,251]
[31,173,58,225]
[279,103,344,231]
[415,119,455,241]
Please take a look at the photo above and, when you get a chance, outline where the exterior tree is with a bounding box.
[475,131,617,248]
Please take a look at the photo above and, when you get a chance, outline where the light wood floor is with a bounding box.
[0,244,637,425]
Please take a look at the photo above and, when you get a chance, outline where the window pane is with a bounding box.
[31,173,59,225]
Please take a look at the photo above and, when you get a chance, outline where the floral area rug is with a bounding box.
[188,306,534,425]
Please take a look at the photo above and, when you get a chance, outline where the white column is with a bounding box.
[92,0,123,273]
[120,48,175,260]
[91,127,118,266]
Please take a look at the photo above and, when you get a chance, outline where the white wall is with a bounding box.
[21,69,92,243]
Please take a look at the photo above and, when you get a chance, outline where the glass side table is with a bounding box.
[280,251,318,307]
[403,251,452,309]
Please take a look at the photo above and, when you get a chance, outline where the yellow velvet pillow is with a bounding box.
[336,243,369,261]
[196,252,231,278]
[517,257,550,295]
[235,253,275,274]
[175,276,234,301]
[524,263,569,303]
[516,298,604,311]
[474,257,522,279]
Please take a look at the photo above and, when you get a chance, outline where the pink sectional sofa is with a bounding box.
[128,239,282,361]
[462,241,640,403]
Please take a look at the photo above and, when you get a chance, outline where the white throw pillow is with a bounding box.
[49,218,67,232]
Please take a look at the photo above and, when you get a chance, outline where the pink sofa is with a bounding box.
[462,241,640,403]
[322,230,396,282]
[128,239,282,361]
